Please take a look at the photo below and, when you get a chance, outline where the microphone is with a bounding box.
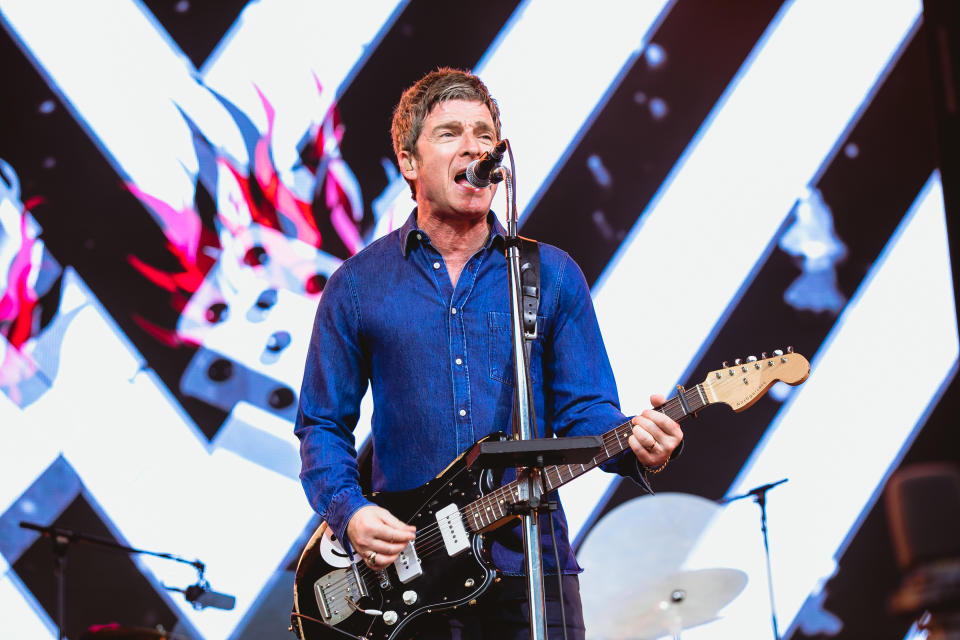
[744,478,788,497]
[718,478,788,504]
[184,582,236,610]
[465,139,508,188]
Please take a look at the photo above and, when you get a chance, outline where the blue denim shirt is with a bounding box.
[295,211,646,575]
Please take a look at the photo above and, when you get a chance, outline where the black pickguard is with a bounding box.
[292,435,506,640]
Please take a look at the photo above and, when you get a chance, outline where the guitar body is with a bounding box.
[292,436,505,640]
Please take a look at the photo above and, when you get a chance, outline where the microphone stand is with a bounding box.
[496,140,549,640]
[719,478,789,640]
[18,520,223,637]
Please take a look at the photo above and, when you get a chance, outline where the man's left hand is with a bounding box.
[627,394,683,469]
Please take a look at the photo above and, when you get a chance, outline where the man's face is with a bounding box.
[399,99,498,222]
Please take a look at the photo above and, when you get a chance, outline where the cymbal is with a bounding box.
[578,493,722,598]
[623,568,748,639]
[577,494,744,639]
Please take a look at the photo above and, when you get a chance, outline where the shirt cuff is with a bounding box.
[601,451,653,494]
[326,487,373,552]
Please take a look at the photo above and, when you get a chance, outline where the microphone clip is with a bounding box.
[465,139,508,188]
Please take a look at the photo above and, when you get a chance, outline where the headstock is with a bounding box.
[703,348,810,412]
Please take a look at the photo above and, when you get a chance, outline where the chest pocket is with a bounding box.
[488,311,545,386]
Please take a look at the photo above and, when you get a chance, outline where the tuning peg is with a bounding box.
[721,361,728,368]
[734,358,742,365]
[787,346,793,353]
[773,349,783,357]
[747,355,757,362]
[761,352,767,359]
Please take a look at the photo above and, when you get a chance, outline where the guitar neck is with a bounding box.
[542,383,709,492]
[462,384,710,532]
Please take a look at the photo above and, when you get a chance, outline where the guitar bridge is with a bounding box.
[313,567,365,626]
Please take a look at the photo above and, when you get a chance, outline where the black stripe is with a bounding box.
[141,0,251,69]
[335,0,522,236]
[581,24,941,640]
[519,0,787,286]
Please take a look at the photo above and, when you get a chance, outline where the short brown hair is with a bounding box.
[391,68,501,198]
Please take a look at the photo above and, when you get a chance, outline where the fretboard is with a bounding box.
[462,384,710,533]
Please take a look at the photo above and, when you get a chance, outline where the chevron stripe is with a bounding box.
[519,0,788,286]
[681,171,957,639]
[0,2,956,638]
[370,0,675,237]
[562,0,923,543]
[0,0,403,205]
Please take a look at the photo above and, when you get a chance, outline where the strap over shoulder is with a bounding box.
[518,236,540,341]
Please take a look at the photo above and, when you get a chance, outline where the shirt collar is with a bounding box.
[399,209,507,257]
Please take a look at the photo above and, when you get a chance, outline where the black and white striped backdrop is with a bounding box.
[1,1,957,638]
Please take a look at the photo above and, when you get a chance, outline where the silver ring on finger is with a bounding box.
[645,440,658,453]
[367,551,377,565]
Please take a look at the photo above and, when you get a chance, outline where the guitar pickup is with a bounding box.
[393,540,422,583]
[436,503,470,556]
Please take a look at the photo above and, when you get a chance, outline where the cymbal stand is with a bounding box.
[720,478,789,640]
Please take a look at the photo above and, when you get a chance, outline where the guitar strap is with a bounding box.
[518,236,541,344]
[518,236,545,436]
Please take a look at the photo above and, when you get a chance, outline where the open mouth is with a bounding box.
[454,171,484,190]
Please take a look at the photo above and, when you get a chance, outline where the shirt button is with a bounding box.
[433,262,440,270]
[459,409,467,417]
[416,233,422,240]
[451,308,457,315]
[455,358,463,365]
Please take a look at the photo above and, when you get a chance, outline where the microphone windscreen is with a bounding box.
[195,588,236,610]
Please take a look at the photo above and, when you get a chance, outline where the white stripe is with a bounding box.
[563,0,922,544]
[201,0,404,173]
[0,0,401,207]
[370,0,674,237]
[682,171,957,639]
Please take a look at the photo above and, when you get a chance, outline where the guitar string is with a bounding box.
[317,423,634,603]
[324,396,696,599]
[380,389,698,554]
[318,387,707,609]
[318,369,805,615]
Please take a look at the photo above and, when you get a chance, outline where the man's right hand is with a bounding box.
[346,505,416,570]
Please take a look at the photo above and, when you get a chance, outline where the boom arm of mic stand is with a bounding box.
[18,521,205,574]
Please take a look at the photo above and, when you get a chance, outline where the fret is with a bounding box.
[463,383,721,527]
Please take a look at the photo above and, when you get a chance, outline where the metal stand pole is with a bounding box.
[755,490,780,640]
[720,478,788,640]
[498,143,548,640]
[52,535,67,640]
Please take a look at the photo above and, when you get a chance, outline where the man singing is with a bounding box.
[295,67,683,639]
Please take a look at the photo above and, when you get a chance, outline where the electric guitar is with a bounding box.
[290,350,810,640]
